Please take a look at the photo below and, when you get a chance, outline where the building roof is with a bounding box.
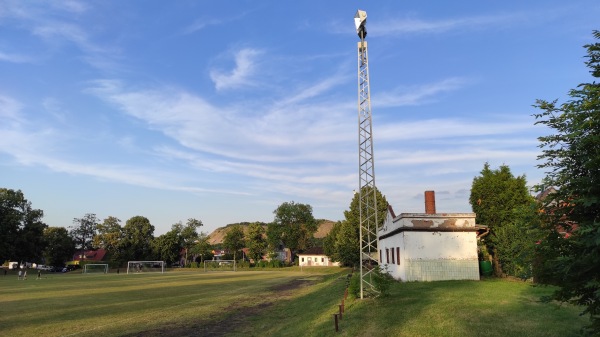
[297,247,325,256]
[73,249,107,262]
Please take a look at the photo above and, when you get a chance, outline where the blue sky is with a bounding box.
[1,1,598,235]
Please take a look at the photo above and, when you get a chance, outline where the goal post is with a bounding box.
[83,264,109,274]
[204,260,236,272]
[126,261,165,274]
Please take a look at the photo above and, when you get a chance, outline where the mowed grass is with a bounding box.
[0,269,590,337]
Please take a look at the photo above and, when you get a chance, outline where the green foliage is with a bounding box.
[71,213,99,260]
[245,222,267,263]
[223,224,245,261]
[153,227,183,265]
[373,265,396,297]
[494,204,545,279]
[43,227,75,266]
[533,30,600,333]
[324,187,388,267]
[94,216,125,265]
[348,272,361,299]
[270,201,317,259]
[121,216,155,261]
[469,163,534,276]
[0,188,48,263]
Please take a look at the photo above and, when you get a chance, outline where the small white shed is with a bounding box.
[378,191,480,282]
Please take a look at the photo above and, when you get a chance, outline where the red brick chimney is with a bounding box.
[425,190,436,214]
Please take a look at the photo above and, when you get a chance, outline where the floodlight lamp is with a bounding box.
[354,10,367,38]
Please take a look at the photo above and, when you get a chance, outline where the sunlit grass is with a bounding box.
[0,269,589,337]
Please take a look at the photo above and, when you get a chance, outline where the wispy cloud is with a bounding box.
[370,12,529,36]
[374,78,468,108]
[0,51,33,63]
[210,48,263,91]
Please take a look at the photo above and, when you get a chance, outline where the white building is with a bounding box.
[297,247,340,267]
[378,191,480,282]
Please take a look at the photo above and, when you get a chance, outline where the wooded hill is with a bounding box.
[207,219,336,245]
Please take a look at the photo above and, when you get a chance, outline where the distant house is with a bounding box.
[297,247,340,267]
[72,249,107,264]
[378,191,480,282]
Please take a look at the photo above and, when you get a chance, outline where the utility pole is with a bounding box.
[354,9,379,299]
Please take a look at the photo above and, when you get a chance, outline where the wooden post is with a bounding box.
[333,313,339,332]
[339,304,343,320]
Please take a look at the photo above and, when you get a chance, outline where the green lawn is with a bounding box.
[0,269,589,337]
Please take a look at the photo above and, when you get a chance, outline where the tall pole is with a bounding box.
[355,10,379,299]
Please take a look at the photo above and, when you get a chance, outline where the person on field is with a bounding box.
[37,270,41,280]
[18,270,22,280]
[23,270,27,280]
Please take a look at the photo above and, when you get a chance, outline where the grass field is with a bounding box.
[0,268,589,337]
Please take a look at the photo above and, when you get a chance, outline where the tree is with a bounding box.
[189,232,213,263]
[223,224,245,261]
[121,216,155,261]
[0,188,48,263]
[43,227,75,266]
[177,218,203,265]
[469,163,533,276]
[93,216,124,266]
[70,213,99,263]
[270,201,317,261]
[324,186,388,267]
[533,31,600,333]
[153,227,183,265]
[246,222,267,263]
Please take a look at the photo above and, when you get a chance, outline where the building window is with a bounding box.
[301,257,305,262]
[391,248,395,264]
[321,257,324,263]
[380,250,382,263]
[386,248,389,264]
[396,247,400,265]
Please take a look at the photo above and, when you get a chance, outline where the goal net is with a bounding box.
[204,260,236,272]
[127,261,165,274]
[83,264,109,274]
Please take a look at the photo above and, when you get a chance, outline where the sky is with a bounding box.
[1,1,599,235]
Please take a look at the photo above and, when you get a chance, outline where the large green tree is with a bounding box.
[324,186,388,267]
[71,213,99,262]
[0,188,48,263]
[172,218,203,265]
[223,224,245,261]
[469,163,533,276]
[93,216,125,266]
[153,226,183,265]
[121,216,155,261]
[43,227,75,266]
[269,201,317,261]
[245,222,267,263]
[533,31,600,333]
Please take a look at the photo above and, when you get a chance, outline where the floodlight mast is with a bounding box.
[355,9,379,299]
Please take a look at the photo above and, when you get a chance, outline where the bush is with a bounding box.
[348,273,361,298]
[373,265,395,297]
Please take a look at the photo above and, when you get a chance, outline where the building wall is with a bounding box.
[378,212,479,282]
[298,254,340,267]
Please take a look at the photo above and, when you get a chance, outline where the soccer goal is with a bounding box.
[126,261,165,274]
[204,260,236,272]
[83,264,109,274]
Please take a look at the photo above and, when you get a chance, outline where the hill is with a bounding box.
[207,220,336,245]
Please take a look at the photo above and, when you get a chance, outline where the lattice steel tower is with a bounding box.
[355,9,379,299]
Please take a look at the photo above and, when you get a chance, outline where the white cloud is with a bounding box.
[370,12,529,36]
[374,78,468,108]
[0,51,33,63]
[209,48,263,91]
